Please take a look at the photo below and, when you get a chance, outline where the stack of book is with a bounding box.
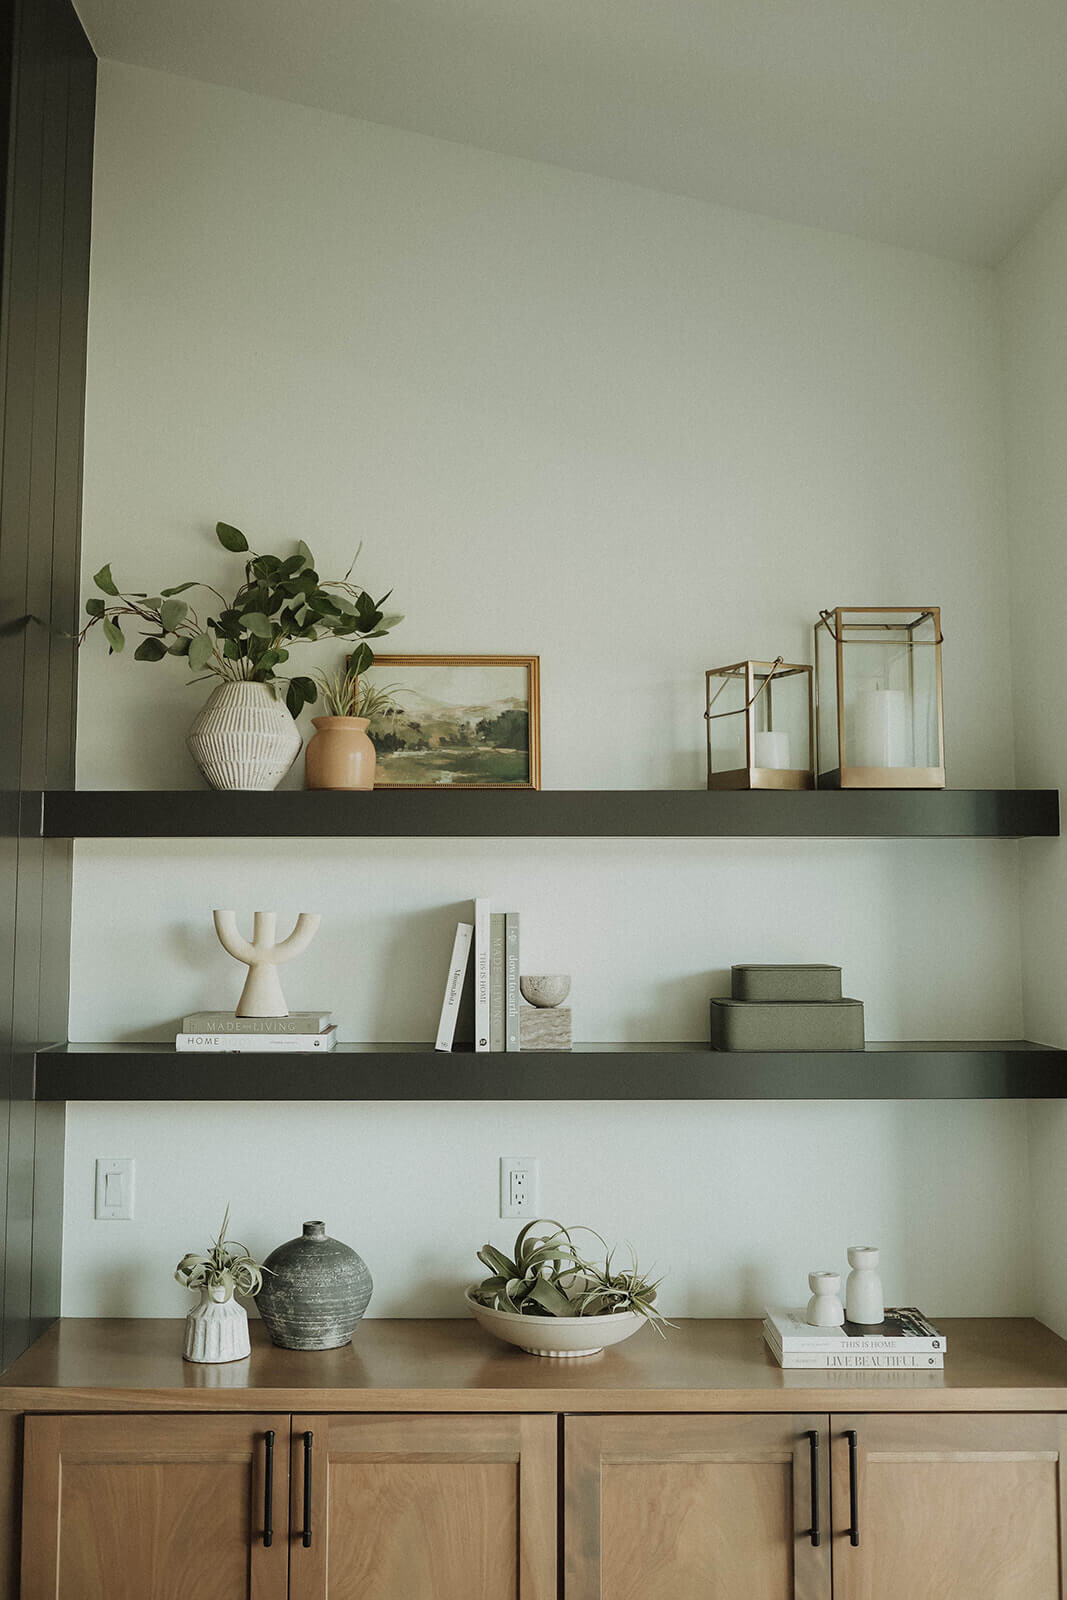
[435,899,520,1053]
[176,1011,338,1052]
[763,1307,946,1369]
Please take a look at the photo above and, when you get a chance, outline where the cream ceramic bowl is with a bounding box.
[465,1288,644,1357]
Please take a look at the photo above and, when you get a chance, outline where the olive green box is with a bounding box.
[731,964,842,1003]
[710,997,865,1051]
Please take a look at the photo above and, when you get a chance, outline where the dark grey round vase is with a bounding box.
[255,1220,373,1350]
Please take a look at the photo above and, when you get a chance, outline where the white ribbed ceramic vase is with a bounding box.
[186,681,302,791]
[182,1285,251,1363]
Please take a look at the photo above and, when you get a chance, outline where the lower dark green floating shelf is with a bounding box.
[32,1040,1067,1101]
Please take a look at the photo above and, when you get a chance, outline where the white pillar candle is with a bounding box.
[849,688,912,768]
[754,730,791,769]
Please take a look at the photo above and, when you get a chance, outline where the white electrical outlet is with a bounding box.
[94,1158,135,1220]
[499,1156,539,1219]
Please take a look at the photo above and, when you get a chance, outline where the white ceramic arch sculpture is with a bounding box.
[213,909,322,1018]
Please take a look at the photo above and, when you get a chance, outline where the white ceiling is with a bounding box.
[73,0,1067,264]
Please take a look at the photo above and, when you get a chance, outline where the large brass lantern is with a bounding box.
[814,607,945,789]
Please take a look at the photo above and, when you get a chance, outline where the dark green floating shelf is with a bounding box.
[31,787,1060,839]
[33,1040,1066,1101]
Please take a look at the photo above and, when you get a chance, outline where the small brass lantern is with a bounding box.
[813,607,945,789]
[705,658,815,790]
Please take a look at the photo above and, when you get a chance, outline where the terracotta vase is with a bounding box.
[305,716,376,790]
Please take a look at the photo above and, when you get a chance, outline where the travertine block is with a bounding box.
[520,1006,572,1052]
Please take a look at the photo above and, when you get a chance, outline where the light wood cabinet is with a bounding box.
[287,1413,556,1600]
[830,1413,1067,1599]
[9,1319,1067,1600]
[565,1413,831,1600]
[20,1413,288,1600]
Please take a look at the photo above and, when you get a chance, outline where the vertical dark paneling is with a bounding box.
[0,0,17,1387]
[0,0,94,1367]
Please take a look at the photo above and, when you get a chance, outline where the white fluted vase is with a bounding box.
[182,1285,251,1363]
[187,681,302,791]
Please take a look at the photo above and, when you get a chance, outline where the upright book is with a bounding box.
[473,898,491,1053]
[434,923,474,1053]
[489,913,506,1051]
[505,912,521,1052]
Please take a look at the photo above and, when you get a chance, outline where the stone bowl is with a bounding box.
[519,974,571,1008]
[465,1288,644,1357]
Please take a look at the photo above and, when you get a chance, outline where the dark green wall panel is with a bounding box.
[0,0,94,1369]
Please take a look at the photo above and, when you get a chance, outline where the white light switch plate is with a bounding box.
[95,1157,134,1220]
[499,1156,539,1219]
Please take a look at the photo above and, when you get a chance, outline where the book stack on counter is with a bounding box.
[763,1307,947,1369]
[436,899,520,1053]
[177,1012,338,1052]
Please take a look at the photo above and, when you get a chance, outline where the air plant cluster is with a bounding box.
[174,1208,268,1303]
[471,1219,671,1335]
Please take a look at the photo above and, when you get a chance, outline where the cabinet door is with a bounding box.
[565,1413,831,1600]
[830,1413,1067,1599]
[21,1413,288,1600]
[288,1413,556,1600]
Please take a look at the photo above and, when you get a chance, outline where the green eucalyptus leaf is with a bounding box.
[188,632,215,673]
[160,598,188,632]
[134,637,167,661]
[239,612,272,638]
[348,642,374,677]
[285,681,302,718]
[216,521,249,552]
[85,597,105,617]
[167,636,192,656]
[296,539,313,568]
[289,675,316,705]
[160,582,198,596]
[93,563,119,596]
[101,617,124,652]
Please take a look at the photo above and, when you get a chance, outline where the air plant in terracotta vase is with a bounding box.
[466,1219,671,1357]
[175,1207,268,1364]
[80,522,401,791]
[304,655,402,791]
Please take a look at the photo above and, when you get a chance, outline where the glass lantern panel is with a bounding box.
[754,668,808,771]
[814,622,839,777]
[839,612,939,770]
[707,669,748,774]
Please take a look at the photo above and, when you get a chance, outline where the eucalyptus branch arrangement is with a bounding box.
[471,1219,671,1334]
[82,522,401,717]
[174,1207,268,1302]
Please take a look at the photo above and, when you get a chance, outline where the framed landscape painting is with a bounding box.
[364,655,541,788]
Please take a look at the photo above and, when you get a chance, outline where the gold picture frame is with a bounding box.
[363,654,541,789]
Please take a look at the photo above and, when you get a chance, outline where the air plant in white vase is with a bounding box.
[175,1207,267,1364]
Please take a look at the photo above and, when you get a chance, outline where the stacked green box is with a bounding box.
[709,964,864,1051]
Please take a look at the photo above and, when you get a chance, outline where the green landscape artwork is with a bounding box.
[365,657,538,787]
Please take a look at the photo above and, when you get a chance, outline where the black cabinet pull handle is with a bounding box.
[302,1430,314,1548]
[805,1429,821,1546]
[845,1429,860,1546]
[263,1430,275,1548]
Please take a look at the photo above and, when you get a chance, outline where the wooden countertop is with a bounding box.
[2,1317,1067,1413]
